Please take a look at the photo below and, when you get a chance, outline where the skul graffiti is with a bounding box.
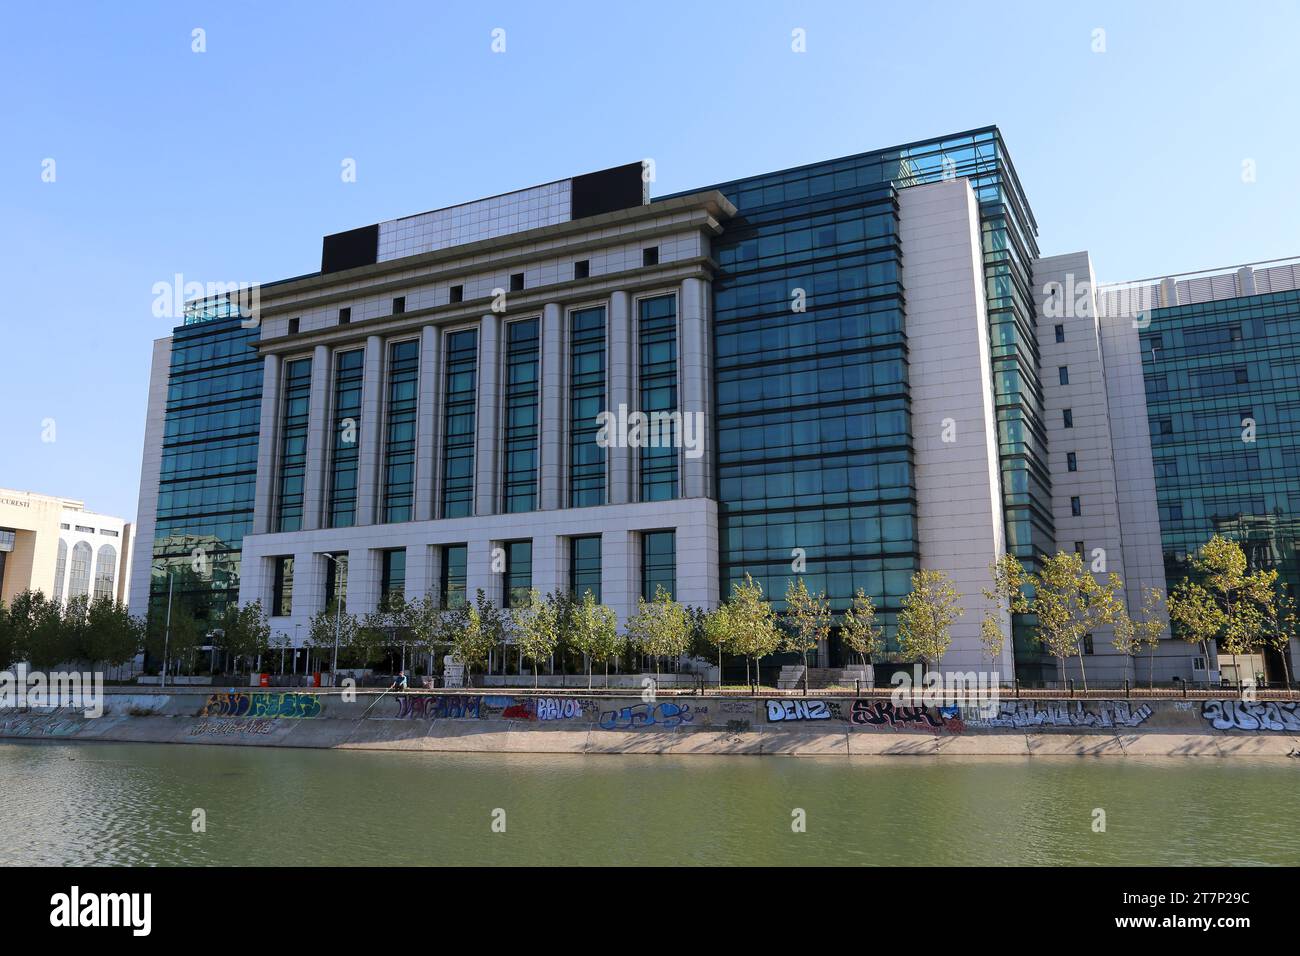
[394,695,482,720]
[766,699,833,722]
[850,700,965,734]
[598,701,693,730]
[1202,700,1300,732]
[199,693,321,719]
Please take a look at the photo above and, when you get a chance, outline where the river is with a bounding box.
[2,741,1295,866]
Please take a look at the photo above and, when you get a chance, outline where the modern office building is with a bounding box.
[128,126,1299,682]
[0,488,132,606]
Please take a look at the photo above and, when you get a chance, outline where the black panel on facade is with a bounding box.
[570,163,645,220]
[321,224,379,273]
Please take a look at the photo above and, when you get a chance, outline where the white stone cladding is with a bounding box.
[127,335,172,620]
[899,179,1013,678]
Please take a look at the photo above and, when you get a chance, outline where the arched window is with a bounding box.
[67,541,92,600]
[53,540,68,602]
[94,544,118,600]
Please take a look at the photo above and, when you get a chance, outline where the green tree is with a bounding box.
[1022,551,1125,690]
[0,599,15,670]
[783,578,830,693]
[980,554,1030,673]
[627,586,689,681]
[307,600,359,675]
[896,569,964,673]
[1167,580,1224,685]
[84,596,144,671]
[513,589,559,686]
[219,600,272,674]
[145,599,203,677]
[725,574,781,688]
[841,588,884,672]
[699,605,732,688]
[1260,583,1297,688]
[451,590,503,687]
[569,591,622,688]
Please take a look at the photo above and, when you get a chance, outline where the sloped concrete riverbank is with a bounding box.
[3,689,1300,756]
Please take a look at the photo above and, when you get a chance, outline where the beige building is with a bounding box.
[0,488,133,607]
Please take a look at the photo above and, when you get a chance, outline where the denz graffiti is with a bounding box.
[394,695,482,720]
[598,701,693,730]
[190,718,275,737]
[965,700,1152,729]
[1202,700,1300,732]
[766,699,833,722]
[849,700,965,734]
[199,693,321,719]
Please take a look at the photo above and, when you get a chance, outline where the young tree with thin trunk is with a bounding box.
[1026,551,1125,691]
[513,589,559,687]
[1260,583,1297,688]
[453,590,503,687]
[699,604,732,688]
[896,569,963,674]
[726,574,781,689]
[1167,580,1224,685]
[840,588,884,673]
[569,590,620,689]
[783,578,830,694]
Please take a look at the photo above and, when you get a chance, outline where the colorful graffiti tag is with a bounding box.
[536,698,591,721]
[598,701,693,730]
[849,700,965,734]
[190,719,275,737]
[199,693,321,719]
[394,695,482,720]
[965,700,1151,729]
[765,699,833,722]
[1202,700,1300,732]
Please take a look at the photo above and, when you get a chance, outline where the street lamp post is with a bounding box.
[161,571,174,689]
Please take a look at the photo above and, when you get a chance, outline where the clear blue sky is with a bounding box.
[2,1,1297,523]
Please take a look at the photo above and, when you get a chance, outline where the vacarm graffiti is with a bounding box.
[199,693,321,719]
[393,695,482,720]
[1202,700,1300,732]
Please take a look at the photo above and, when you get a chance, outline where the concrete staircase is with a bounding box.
[777,665,875,690]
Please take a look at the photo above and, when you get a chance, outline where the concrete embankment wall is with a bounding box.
[3,690,1300,756]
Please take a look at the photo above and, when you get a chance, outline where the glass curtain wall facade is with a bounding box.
[1142,289,1300,597]
[328,348,364,527]
[638,294,679,501]
[382,339,420,523]
[441,329,478,518]
[569,306,606,507]
[685,127,1043,663]
[503,318,540,513]
[151,316,262,624]
[276,357,312,532]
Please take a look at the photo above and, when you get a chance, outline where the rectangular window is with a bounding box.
[449,284,463,304]
[1070,496,1082,517]
[440,544,467,609]
[100,528,119,537]
[642,247,659,267]
[339,307,351,325]
[503,318,540,513]
[504,540,532,608]
[640,530,675,600]
[573,260,590,280]
[441,328,478,518]
[288,317,300,334]
[329,349,364,527]
[1058,366,1069,386]
[1066,452,1077,472]
[392,296,405,315]
[509,272,524,292]
[380,548,406,609]
[1062,408,1073,429]
[570,535,601,602]
[1074,541,1084,555]
[1054,324,1064,343]
[277,357,312,531]
[382,339,420,522]
[569,305,606,507]
[638,294,679,501]
[323,553,348,611]
[272,556,294,616]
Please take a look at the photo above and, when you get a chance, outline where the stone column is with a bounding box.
[538,302,565,510]
[607,291,633,504]
[474,314,502,516]
[414,324,441,522]
[356,335,384,525]
[602,529,638,633]
[253,354,280,534]
[679,277,712,499]
[301,344,331,531]
[405,544,433,603]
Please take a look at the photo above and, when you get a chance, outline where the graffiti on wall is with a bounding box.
[598,702,694,730]
[536,698,593,721]
[965,700,1152,729]
[0,715,82,737]
[1202,700,1300,732]
[394,695,482,720]
[765,699,833,722]
[190,718,275,737]
[849,700,965,734]
[199,693,321,719]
